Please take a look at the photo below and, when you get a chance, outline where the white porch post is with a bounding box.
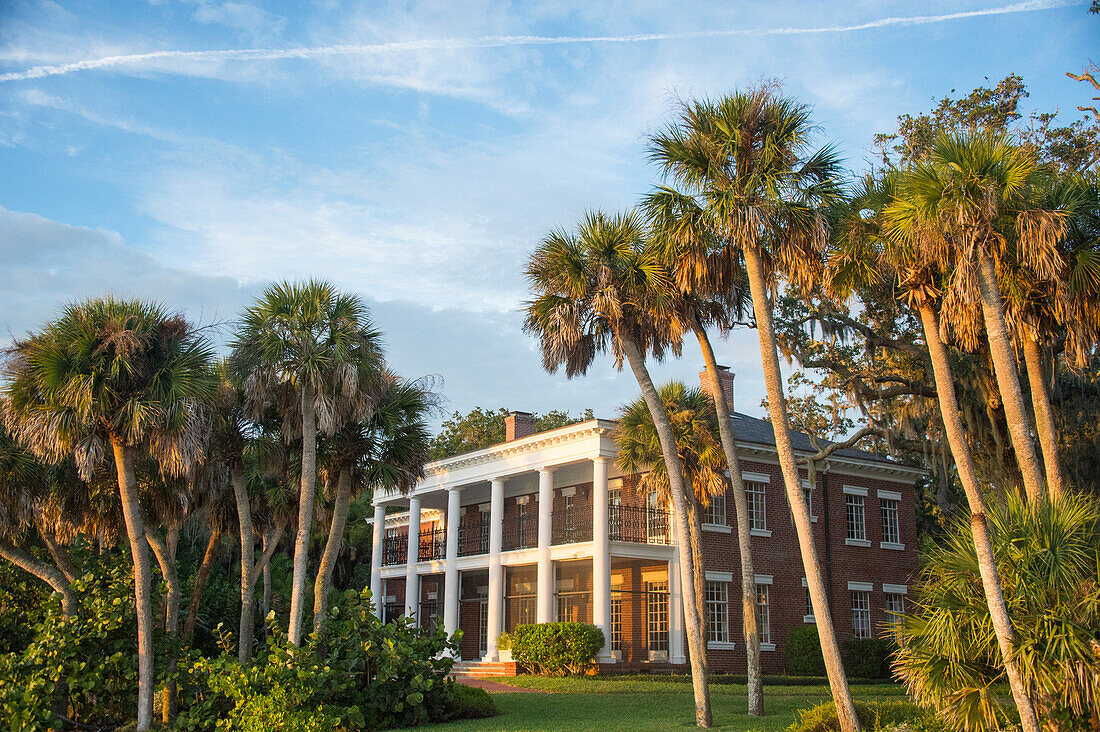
[668,546,686,664]
[370,503,385,616]
[404,496,421,619]
[486,478,505,660]
[443,488,461,637]
[536,467,555,623]
[592,457,612,661]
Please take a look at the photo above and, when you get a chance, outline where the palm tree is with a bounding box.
[2,297,216,731]
[644,186,764,715]
[181,471,237,642]
[231,280,384,646]
[647,87,859,731]
[830,172,1041,731]
[886,132,1068,503]
[313,371,432,632]
[524,210,713,727]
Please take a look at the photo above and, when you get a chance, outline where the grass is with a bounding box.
[407,676,907,732]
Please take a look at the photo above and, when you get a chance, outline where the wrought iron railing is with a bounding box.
[609,505,671,544]
[551,508,592,545]
[418,528,445,561]
[501,513,536,551]
[381,533,408,565]
[457,516,489,557]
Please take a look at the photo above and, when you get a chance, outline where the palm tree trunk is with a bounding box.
[1021,335,1064,500]
[110,439,155,732]
[146,526,181,723]
[313,468,353,633]
[262,538,273,625]
[917,303,1040,732]
[0,540,78,618]
[977,255,1046,502]
[183,530,221,641]
[288,384,318,646]
[620,335,712,728]
[231,466,255,662]
[693,319,763,716]
[686,494,709,672]
[35,518,77,584]
[743,246,858,732]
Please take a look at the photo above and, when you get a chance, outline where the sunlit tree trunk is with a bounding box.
[621,336,712,728]
[743,247,858,732]
[686,494,709,671]
[288,384,317,646]
[0,541,77,617]
[183,530,221,641]
[147,526,181,723]
[313,468,353,633]
[917,303,1040,732]
[1021,334,1064,500]
[693,318,763,716]
[232,466,255,662]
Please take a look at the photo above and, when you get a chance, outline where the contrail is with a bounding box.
[0,0,1077,83]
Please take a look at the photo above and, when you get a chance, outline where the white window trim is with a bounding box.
[879,541,906,550]
[703,523,732,534]
[560,486,576,498]
[754,574,773,585]
[877,488,902,501]
[800,479,818,522]
[802,578,816,622]
[515,495,530,505]
[478,502,491,511]
[843,485,869,497]
[707,641,737,650]
[742,471,770,483]
[706,571,734,583]
[882,583,908,595]
[760,642,776,651]
[848,581,874,592]
[750,528,772,538]
[846,537,872,547]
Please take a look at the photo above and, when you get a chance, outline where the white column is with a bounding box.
[486,478,505,660]
[404,496,421,619]
[668,550,686,664]
[591,457,612,661]
[370,503,385,617]
[443,488,461,637]
[536,467,555,623]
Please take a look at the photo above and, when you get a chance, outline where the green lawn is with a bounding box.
[413,677,907,732]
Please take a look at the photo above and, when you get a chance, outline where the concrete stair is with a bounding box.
[450,660,519,678]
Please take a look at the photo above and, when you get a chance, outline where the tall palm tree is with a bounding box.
[643,187,764,715]
[887,132,1068,503]
[231,280,385,646]
[524,210,713,727]
[647,87,859,731]
[830,172,1041,731]
[313,371,432,632]
[2,297,216,731]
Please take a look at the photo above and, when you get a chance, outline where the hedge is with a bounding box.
[785,625,827,676]
[788,701,945,732]
[511,622,604,676]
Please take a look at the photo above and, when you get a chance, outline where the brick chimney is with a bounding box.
[699,366,735,412]
[504,411,537,441]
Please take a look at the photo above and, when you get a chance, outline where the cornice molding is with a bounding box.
[423,419,617,476]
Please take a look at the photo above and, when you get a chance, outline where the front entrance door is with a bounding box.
[478,600,488,658]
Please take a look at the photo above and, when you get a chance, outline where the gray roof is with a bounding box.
[729,411,893,464]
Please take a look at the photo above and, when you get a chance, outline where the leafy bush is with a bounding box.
[512,622,604,676]
[438,684,496,721]
[788,701,945,732]
[496,631,512,650]
[785,625,826,676]
[841,637,894,680]
[179,588,460,731]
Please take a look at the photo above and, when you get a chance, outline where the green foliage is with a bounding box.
[179,588,459,731]
[0,559,50,653]
[429,407,594,460]
[512,622,604,676]
[439,684,496,721]
[788,700,945,732]
[785,625,826,677]
[842,638,894,681]
[495,631,512,650]
[894,492,1100,732]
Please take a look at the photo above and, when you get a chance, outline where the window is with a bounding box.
[747,481,767,532]
[805,587,815,620]
[851,591,871,639]
[517,501,529,548]
[885,593,904,617]
[608,488,621,506]
[610,596,622,651]
[478,600,488,656]
[801,481,815,519]
[705,582,729,644]
[479,508,490,554]
[846,494,867,542]
[704,492,727,525]
[646,581,669,652]
[564,494,575,532]
[881,498,900,545]
[755,583,771,645]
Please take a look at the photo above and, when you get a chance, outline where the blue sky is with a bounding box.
[1,0,1096,427]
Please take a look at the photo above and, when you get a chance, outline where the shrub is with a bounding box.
[842,637,894,680]
[785,625,826,676]
[788,700,945,732]
[438,683,496,721]
[512,622,604,676]
[496,631,512,650]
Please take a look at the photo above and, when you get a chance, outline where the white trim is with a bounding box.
[642,569,667,583]
[754,574,773,585]
[760,642,776,651]
[515,495,530,505]
[706,571,734,583]
[801,577,808,587]
[882,583,908,595]
[750,528,772,538]
[707,641,737,650]
[845,538,871,548]
[843,485,868,497]
[742,471,770,483]
[478,502,491,512]
[848,581,874,592]
[879,541,906,551]
[803,614,816,624]
[560,486,576,498]
[877,489,902,501]
[702,523,732,534]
